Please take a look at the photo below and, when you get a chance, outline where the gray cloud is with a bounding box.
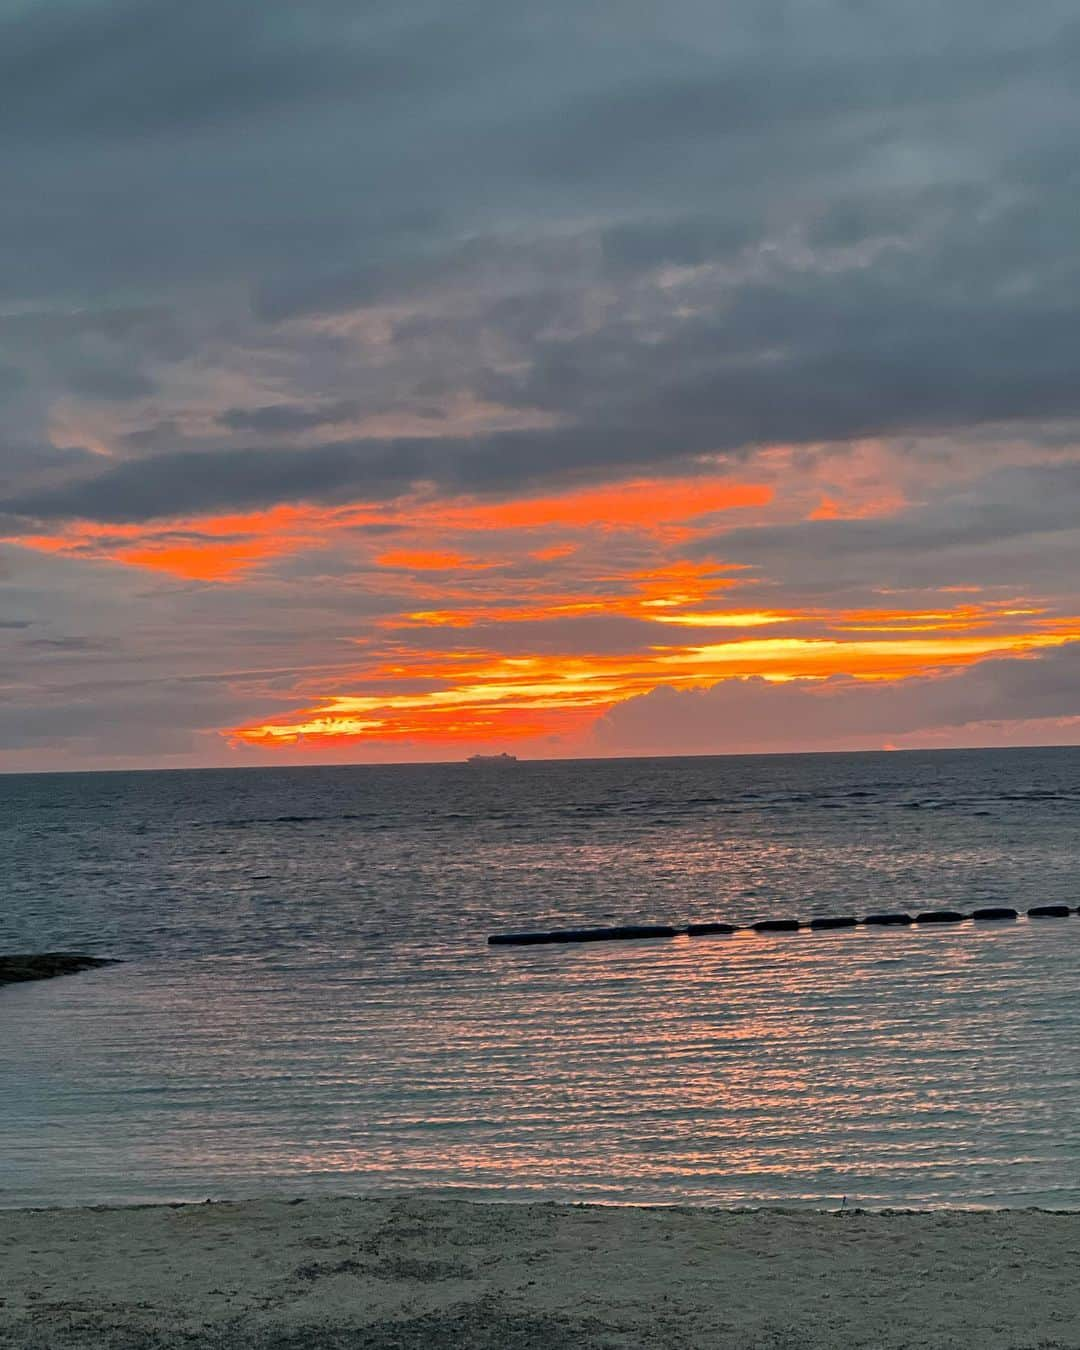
[6,0,1080,767]
[691,462,1080,593]
[218,401,362,434]
[596,642,1080,756]
[0,0,475,144]
[0,1,1078,517]
[0,425,720,523]
[8,186,1080,522]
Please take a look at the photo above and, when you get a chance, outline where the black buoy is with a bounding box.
[488,924,679,946]
[488,900,1070,951]
[549,925,680,943]
[603,925,680,941]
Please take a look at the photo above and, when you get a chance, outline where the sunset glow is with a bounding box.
[9,464,1080,761]
[229,627,1076,748]
[7,0,1080,773]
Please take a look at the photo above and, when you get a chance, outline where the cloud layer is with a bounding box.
[3,0,1080,767]
[594,642,1080,757]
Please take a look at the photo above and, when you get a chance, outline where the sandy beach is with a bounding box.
[1,1197,1077,1348]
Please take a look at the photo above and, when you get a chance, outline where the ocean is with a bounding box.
[1,747,1078,1210]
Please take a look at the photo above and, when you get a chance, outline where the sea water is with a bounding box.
[1,747,1078,1209]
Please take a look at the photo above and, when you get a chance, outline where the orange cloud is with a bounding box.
[530,543,577,561]
[651,610,790,627]
[8,505,321,581]
[112,541,283,582]
[429,478,772,532]
[375,549,496,571]
[229,629,1077,749]
[10,467,1080,760]
[4,475,769,580]
[382,560,740,629]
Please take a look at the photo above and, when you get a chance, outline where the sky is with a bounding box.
[3,0,1080,770]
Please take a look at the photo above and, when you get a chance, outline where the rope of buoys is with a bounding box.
[487,905,1077,946]
[488,924,679,946]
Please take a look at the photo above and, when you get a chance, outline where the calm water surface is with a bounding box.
[1,748,1078,1208]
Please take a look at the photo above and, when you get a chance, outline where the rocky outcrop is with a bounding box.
[0,953,117,988]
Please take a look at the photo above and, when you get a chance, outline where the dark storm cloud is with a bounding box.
[480,192,1080,432]
[0,1,1074,296]
[0,441,98,496]
[2,0,1079,520]
[0,423,729,522]
[0,0,473,143]
[0,439,452,522]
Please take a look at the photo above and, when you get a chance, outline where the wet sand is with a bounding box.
[1,1196,1077,1348]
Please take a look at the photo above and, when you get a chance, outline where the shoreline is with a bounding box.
[3,1195,1078,1347]
[6,1194,1080,1215]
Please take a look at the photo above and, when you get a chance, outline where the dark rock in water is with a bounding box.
[914,910,969,924]
[751,918,801,933]
[971,906,1019,921]
[809,916,859,930]
[1027,904,1071,918]
[863,912,914,925]
[0,953,117,988]
[686,921,738,936]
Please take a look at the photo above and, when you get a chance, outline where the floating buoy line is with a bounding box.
[487,905,1078,947]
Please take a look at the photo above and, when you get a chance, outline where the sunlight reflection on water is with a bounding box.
[1,749,1079,1208]
[2,921,1078,1209]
